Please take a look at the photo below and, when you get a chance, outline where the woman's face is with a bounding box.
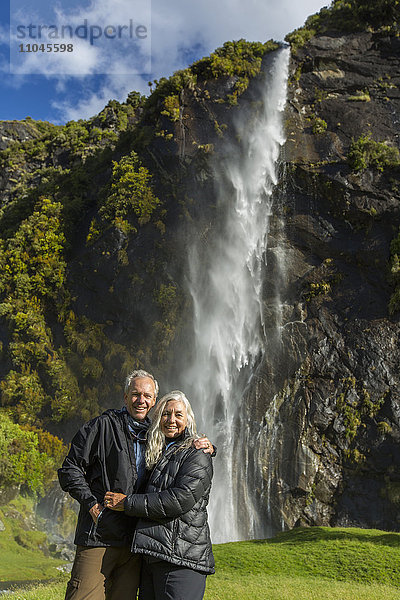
[160,399,188,439]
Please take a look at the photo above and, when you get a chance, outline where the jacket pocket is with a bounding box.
[91,509,131,544]
[89,507,105,539]
[65,577,81,598]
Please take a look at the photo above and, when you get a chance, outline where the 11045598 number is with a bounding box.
[19,43,74,52]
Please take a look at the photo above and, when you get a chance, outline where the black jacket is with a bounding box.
[125,438,215,574]
[58,408,148,547]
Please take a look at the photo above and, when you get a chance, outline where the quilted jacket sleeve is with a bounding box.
[124,449,213,520]
[57,419,100,510]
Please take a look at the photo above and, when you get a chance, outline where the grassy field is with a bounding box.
[3,527,400,599]
[206,527,400,599]
[0,497,65,582]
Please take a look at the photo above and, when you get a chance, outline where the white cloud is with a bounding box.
[9,0,330,121]
[10,0,151,75]
[51,74,141,122]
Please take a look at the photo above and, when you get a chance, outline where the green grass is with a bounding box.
[0,497,65,581]
[0,580,67,600]
[205,574,400,600]
[3,527,400,599]
[205,527,400,599]
[0,547,62,582]
[213,527,400,585]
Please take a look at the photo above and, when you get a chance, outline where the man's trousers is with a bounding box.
[65,545,141,600]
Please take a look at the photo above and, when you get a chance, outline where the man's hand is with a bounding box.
[194,436,214,455]
[89,502,103,523]
[104,492,127,511]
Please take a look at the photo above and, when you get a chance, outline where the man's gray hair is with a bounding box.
[124,369,159,398]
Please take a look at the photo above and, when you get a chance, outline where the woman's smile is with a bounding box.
[160,400,188,438]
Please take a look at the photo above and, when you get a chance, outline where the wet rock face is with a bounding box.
[258,30,400,532]
[286,31,400,165]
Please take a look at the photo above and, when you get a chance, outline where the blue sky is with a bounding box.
[0,0,329,124]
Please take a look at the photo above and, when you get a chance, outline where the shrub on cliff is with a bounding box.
[145,39,279,116]
[286,0,400,50]
[100,150,160,234]
[0,413,59,495]
[347,135,400,172]
[191,39,278,80]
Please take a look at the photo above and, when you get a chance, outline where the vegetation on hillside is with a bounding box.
[0,97,163,429]
[144,38,279,128]
[286,0,400,51]
[191,39,279,105]
[0,413,66,495]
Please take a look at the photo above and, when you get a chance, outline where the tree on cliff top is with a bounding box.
[286,0,399,50]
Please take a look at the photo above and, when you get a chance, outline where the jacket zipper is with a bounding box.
[123,419,139,491]
[89,507,105,539]
[172,519,179,550]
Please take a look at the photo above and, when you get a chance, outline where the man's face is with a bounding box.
[124,377,156,421]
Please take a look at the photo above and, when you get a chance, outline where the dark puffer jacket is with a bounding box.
[124,438,215,574]
[58,408,148,547]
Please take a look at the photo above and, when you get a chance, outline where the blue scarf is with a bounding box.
[122,407,148,489]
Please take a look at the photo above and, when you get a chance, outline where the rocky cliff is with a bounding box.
[258,26,400,530]
[0,2,400,534]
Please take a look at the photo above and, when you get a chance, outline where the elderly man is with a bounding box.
[58,369,212,600]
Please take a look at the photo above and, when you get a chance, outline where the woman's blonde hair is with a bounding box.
[145,390,197,469]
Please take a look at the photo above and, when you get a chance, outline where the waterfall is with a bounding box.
[181,47,290,543]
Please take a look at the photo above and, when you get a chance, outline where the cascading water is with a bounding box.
[181,47,290,543]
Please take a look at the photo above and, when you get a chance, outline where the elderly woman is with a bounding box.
[104,390,214,600]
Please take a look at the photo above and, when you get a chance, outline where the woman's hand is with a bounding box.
[104,492,127,511]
